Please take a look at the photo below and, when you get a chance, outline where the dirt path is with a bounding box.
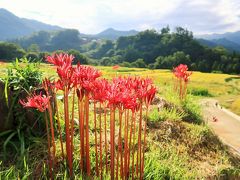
[201,98,240,154]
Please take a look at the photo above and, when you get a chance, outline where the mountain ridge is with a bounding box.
[91,28,139,40]
[0,8,62,40]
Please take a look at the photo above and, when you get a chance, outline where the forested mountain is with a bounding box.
[0,8,62,40]
[86,27,240,74]
[198,31,240,45]
[197,31,240,52]
[2,25,240,74]
[11,29,88,51]
[197,38,240,52]
[92,28,139,40]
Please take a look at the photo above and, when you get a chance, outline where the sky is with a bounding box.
[0,0,240,35]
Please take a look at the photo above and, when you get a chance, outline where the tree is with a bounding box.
[131,58,146,68]
[25,52,39,61]
[93,40,114,58]
[0,42,25,61]
[100,57,112,66]
[27,44,40,53]
[67,49,88,64]
[50,29,82,51]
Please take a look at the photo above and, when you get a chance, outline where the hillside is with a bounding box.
[197,38,240,52]
[198,31,240,45]
[0,8,62,40]
[197,31,240,52]
[92,28,139,40]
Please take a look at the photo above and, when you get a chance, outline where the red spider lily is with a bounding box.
[46,53,74,67]
[54,79,64,91]
[105,83,123,107]
[173,64,192,82]
[144,86,157,106]
[173,64,192,100]
[22,53,158,179]
[57,62,73,80]
[20,91,54,178]
[73,63,101,93]
[20,92,50,112]
[57,65,74,90]
[183,71,192,82]
[112,65,120,70]
[92,79,109,103]
[173,64,188,79]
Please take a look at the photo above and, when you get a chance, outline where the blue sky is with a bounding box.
[0,0,240,35]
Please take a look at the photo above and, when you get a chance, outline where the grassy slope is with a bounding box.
[0,62,240,179]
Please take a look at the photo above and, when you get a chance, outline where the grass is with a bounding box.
[1,61,240,179]
[145,119,240,179]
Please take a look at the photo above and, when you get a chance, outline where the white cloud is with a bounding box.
[0,0,239,34]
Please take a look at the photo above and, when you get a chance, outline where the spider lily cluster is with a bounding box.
[173,64,192,100]
[20,53,156,179]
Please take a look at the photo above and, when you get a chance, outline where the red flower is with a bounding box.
[73,63,101,93]
[112,65,120,70]
[183,71,192,82]
[145,86,157,105]
[20,92,50,112]
[92,79,109,103]
[173,64,192,81]
[46,53,75,90]
[46,53,74,67]
[105,82,123,107]
[54,79,64,91]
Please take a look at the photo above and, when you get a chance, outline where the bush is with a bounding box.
[25,52,39,61]
[0,42,25,61]
[189,88,212,97]
[4,57,43,131]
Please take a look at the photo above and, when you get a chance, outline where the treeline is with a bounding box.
[1,27,240,74]
[0,42,89,64]
[88,27,240,74]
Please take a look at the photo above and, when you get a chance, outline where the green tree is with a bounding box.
[0,42,25,61]
[50,29,82,51]
[67,49,88,64]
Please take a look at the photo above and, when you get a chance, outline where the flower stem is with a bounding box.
[44,112,53,180]
[64,87,73,177]
[99,103,103,180]
[53,92,64,161]
[85,94,91,176]
[94,101,99,176]
[110,106,115,180]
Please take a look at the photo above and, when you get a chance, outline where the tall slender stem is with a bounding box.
[99,103,103,180]
[44,112,53,180]
[53,92,64,161]
[124,109,129,178]
[116,108,123,179]
[47,94,56,172]
[71,88,76,162]
[85,94,91,176]
[110,106,115,180]
[80,95,85,172]
[128,111,134,178]
[136,104,143,178]
[77,94,83,171]
[131,111,136,180]
[104,105,108,173]
[78,90,85,172]
[94,101,99,176]
[64,87,73,176]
